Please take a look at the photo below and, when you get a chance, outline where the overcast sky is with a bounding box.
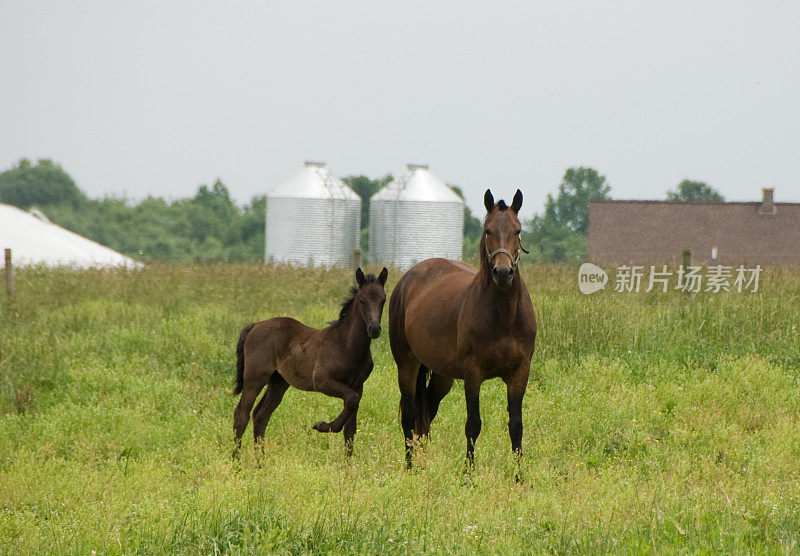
[1,1,798,219]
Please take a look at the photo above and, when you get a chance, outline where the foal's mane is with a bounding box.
[329,273,380,327]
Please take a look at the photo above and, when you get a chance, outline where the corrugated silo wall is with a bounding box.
[330,198,361,265]
[349,200,361,262]
[265,197,332,266]
[368,199,397,265]
[369,200,463,269]
[266,197,360,266]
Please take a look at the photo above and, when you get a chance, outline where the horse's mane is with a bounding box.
[478,227,490,278]
[329,273,380,327]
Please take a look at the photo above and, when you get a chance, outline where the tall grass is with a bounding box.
[1,263,799,553]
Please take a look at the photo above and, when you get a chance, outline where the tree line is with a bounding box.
[0,158,724,264]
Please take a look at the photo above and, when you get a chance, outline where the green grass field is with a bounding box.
[1,264,799,553]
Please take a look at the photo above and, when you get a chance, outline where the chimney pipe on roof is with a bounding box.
[759,187,775,214]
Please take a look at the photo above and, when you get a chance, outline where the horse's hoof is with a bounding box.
[463,458,476,477]
[312,421,330,433]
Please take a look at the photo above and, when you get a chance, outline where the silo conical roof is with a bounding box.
[372,164,463,203]
[269,161,359,200]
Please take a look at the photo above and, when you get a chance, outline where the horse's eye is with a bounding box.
[485,230,492,236]
[515,230,521,235]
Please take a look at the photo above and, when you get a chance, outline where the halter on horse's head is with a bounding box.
[482,189,527,289]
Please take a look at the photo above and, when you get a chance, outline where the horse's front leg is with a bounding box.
[311,374,361,434]
[504,364,530,481]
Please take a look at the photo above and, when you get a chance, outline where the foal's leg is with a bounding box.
[233,375,268,458]
[252,373,290,444]
[311,375,362,434]
[342,387,362,457]
[342,413,357,457]
[464,376,483,470]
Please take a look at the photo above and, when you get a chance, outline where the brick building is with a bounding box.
[587,188,800,265]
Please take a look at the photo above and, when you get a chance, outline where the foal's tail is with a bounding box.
[414,365,432,436]
[233,323,256,396]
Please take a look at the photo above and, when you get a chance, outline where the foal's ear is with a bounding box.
[511,189,523,213]
[378,267,388,286]
[355,267,365,286]
[484,189,494,213]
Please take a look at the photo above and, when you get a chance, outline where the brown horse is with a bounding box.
[389,189,536,471]
[233,267,388,457]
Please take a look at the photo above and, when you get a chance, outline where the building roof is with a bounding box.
[590,199,800,207]
[371,163,463,203]
[268,161,359,201]
[0,203,141,268]
[587,190,800,265]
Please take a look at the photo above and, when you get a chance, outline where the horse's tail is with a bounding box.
[233,323,256,396]
[414,364,432,436]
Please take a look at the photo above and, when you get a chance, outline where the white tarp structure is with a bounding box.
[0,203,141,268]
[369,163,464,269]
[265,161,361,266]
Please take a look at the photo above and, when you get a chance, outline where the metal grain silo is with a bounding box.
[369,163,464,269]
[265,161,361,266]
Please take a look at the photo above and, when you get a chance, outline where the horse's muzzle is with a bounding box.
[368,324,382,339]
[491,265,515,288]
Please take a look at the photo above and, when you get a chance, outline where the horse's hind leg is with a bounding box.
[464,375,483,470]
[426,373,454,429]
[252,372,290,445]
[397,358,420,468]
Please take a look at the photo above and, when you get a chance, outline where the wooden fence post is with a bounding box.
[681,249,693,297]
[4,248,14,303]
[353,248,362,270]
[682,249,692,269]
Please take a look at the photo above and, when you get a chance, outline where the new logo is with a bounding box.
[578,263,608,294]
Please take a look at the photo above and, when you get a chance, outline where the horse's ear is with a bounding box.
[378,267,388,286]
[484,189,494,213]
[511,189,523,213]
[356,267,365,286]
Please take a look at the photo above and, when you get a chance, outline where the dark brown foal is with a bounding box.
[389,189,537,475]
[233,267,388,457]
